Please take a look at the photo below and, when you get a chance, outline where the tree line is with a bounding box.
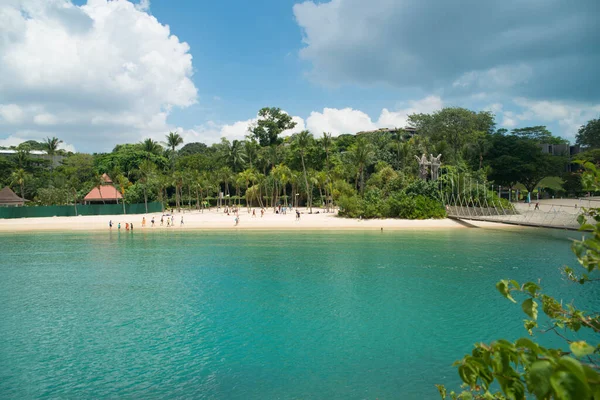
[1,107,599,217]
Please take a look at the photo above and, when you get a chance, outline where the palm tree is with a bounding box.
[45,137,63,157]
[67,177,79,215]
[244,139,259,169]
[321,132,333,212]
[239,168,257,211]
[295,130,313,212]
[321,132,333,171]
[140,138,163,156]
[165,131,184,153]
[172,171,185,211]
[10,168,30,201]
[92,174,106,204]
[114,174,131,215]
[14,149,30,169]
[350,135,375,195]
[164,131,184,170]
[221,139,247,172]
[136,160,156,212]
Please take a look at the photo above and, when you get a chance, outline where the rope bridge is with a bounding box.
[440,178,583,230]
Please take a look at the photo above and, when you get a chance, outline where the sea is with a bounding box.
[1,228,598,399]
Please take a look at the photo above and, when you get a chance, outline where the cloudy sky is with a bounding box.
[0,0,598,152]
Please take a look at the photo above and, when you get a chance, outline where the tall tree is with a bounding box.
[295,130,313,212]
[221,139,247,172]
[92,174,106,205]
[136,160,156,213]
[408,108,495,162]
[576,118,600,149]
[44,137,63,156]
[511,126,565,144]
[350,135,375,195]
[248,107,297,147]
[140,138,163,155]
[165,131,184,153]
[10,168,30,200]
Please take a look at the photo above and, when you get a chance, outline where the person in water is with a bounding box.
[125,223,129,230]
[151,217,155,227]
[130,223,134,231]
[118,223,121,230]
[109,220,113,229]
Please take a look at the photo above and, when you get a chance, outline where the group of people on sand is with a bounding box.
[109,220,136,231]
[109,213,184,230]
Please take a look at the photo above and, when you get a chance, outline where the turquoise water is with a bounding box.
[1,229,598,399]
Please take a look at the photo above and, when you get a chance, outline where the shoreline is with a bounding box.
[0,208,517,233]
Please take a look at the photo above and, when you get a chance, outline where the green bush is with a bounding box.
[338,190,446,219]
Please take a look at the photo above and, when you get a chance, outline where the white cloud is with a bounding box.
[0,0,197,151]
[501,111,517,128]
[306,95,443,135]
[0,104,25,124]
[512,98,600,139]
[177,113,306,145]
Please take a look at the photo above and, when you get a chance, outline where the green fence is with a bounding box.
[0,202,163,219]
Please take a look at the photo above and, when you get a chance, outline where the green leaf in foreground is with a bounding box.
[569,341,596,358]
[521,298,538,320]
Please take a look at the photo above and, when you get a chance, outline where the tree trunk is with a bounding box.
[301,154,311,213]
[73,189,78,216]
[143,186,148,213]
[360,165,365,195]
[318,186,323,209]
[188,185,192,208]
[98,186,105,205]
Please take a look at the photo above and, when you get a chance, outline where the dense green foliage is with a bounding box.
[438,163,600,399]
[0,107,590,218]
[576,119,600,149]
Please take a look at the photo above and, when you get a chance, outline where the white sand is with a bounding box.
[0,207,507,232]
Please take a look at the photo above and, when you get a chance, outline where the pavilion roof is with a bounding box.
[0,186,27,204]
[83,185,123,201]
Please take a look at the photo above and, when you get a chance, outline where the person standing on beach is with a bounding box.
[235,216,239,226]
[171,215,174,225]
[296,210,300,221]
[142,217,146,227]
[151,217,155,227]
[260,208,264,218]
[180,216,184,227]
[131,223,134,231]
[160,216,164,226]
[252,209,256,218]
[109,220,113,229]
[167,218,170,227]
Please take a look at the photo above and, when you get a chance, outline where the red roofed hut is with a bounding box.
[0,186,28,207]
[83,173,123,204]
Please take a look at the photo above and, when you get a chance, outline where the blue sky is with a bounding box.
[0,0,598,152]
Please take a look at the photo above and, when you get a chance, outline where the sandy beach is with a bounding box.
[0,207,509,232]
